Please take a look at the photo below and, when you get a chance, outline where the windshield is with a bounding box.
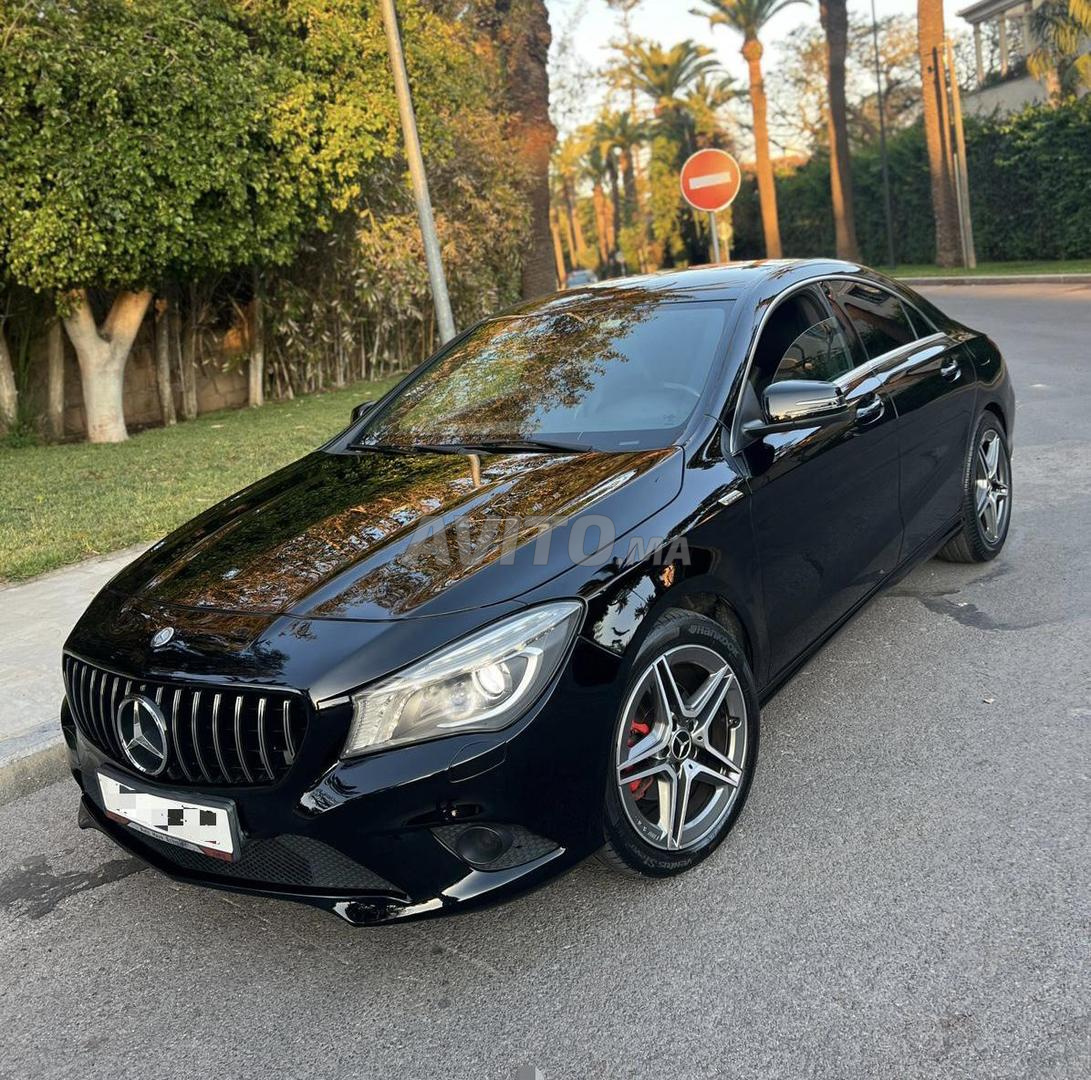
[358,297,730,452]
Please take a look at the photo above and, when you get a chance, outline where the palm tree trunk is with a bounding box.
[482,0,557,298]
[606,155,622,257]
[743,38,782,259]
[917,0,962,266]
[820,0,859,260]
[564,178,589,264]
[592,182,610,266]
[550,207,567,284]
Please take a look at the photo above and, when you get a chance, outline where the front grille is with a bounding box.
[139,832,397,893]
[63,655,307,787]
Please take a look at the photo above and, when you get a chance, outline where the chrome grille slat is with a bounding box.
[190,690,209,783]
[256,697,274,780]
[211,692,230,780]
[233,695,253,783]
[60,656,305,788]
[170,688,194,782]
[283,700,296,763]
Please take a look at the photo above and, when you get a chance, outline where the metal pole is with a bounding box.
[709,212,721,263]
[946,38,977,269]
[379,0,456,344]
[870,0,896,268]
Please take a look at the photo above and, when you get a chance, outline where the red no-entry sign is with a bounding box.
[679,149,742,213]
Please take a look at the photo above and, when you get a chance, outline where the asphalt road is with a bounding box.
[1,283,1088,1080]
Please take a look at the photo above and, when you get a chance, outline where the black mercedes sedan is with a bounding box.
[63,260,1014,924]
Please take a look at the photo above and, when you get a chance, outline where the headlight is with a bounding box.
[342,601,584,758]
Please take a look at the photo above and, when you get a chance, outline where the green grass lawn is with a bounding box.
[892,259,1091,278]
[0,375,403,583]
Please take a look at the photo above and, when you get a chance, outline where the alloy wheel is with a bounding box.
[615,644,748,852]
[975,428,1011,544]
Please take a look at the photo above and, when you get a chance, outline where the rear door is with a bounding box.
[735,284,902,679]
[823,279,977,559]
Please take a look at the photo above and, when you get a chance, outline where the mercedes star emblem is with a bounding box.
[114,694,169,776]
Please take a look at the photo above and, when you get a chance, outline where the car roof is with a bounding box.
[508,259,874,314]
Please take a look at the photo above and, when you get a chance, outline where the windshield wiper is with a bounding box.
[347,441,416,455]
[422,437,592,455]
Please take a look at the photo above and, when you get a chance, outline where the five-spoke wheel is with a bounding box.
[940,413,1013,563]
[601,609,759,876]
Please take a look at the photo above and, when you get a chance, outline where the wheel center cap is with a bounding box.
[669,730,694,761]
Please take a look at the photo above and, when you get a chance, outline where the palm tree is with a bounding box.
[917,0,961,266]
[616,39,722,117]
[693,0,805,259]
[595,110,650,228]
[1027,0,1091,102]
[684,73,740,147]
[474,1,557,298]
[819,0,859,259]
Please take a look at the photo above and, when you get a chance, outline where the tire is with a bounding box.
[938,413,1012,563]
[599,608,760,878]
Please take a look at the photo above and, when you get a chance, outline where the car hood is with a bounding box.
[105,446,683,622]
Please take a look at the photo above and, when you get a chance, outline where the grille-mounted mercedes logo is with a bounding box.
[114,694,169,776]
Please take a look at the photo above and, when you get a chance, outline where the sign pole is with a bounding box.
[379,0,456,344]
[709,213,721,263]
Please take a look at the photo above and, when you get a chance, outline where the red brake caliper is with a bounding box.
[626,719,654,800]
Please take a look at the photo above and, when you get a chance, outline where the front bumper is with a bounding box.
[65,638,620,925]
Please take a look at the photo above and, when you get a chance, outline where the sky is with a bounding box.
[546,0,971,136]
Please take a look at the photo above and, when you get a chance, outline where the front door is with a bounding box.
[736,285,903,680]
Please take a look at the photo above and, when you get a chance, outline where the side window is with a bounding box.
[827,280,917,359]
[749,288,855,395]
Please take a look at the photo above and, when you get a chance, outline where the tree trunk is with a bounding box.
[179,285,199,420]
[606,155,622,258]
[918,0,962,267]
[621,147,637,227]
[479,0,557,299]
[61,289,152,443]
[592,182,610,266]
[153,297,177,427]
[563,178,588,263]
[821,0,860,260]
[47,318,66,440]
[743,38,782,259]
[550,206,567,284]
[249,269,265,408]
[0,322,16,433]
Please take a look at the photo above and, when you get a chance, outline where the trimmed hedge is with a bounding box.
[730,96,1091,264]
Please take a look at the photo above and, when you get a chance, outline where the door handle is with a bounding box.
[940,356,961,381]
[855,393,885,425]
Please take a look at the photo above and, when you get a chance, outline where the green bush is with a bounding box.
[731,96,1091,264]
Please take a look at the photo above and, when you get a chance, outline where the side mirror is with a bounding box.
[743,379,850,439]
[351,400,375,424]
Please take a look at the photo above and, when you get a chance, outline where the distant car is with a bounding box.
[63,259,1013,926]
[565,268,598,288]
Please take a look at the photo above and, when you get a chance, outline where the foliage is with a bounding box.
[1028,0,1091,99]
[730,96,1091,264]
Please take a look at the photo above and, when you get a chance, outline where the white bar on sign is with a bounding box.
[688,171,733,190]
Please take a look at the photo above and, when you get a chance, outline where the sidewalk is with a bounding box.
[897,272,1091,287]
[0,545,148,801]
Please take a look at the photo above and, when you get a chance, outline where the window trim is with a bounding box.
[729,273,947,456]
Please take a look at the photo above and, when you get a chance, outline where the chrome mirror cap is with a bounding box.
[763,379,845,424]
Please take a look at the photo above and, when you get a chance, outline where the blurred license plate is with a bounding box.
[97,770,238,861]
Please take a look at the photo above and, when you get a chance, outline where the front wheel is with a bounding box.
[938,414,1012,563]
[599,609,760,877]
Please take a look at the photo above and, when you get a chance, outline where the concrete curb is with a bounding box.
[0,739,67,807]
[898,273,1091,287]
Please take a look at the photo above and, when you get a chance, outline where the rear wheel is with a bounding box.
[938,414,1012,563]
[600,609,759,877]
